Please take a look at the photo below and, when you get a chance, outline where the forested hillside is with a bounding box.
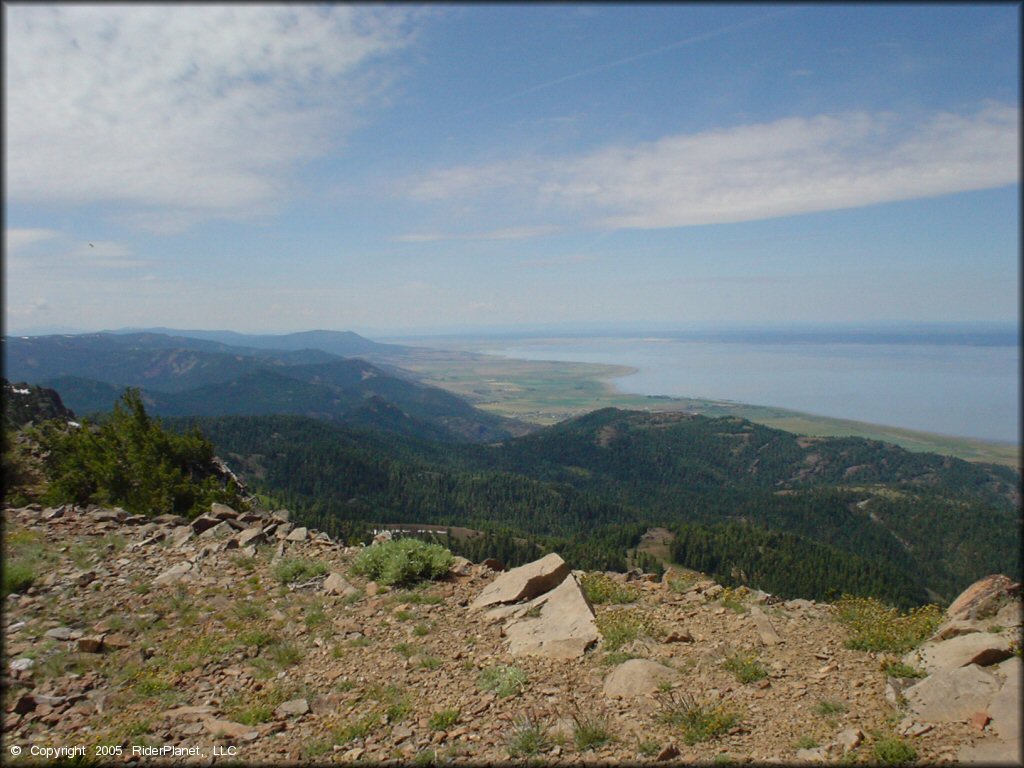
[167,410,1020,607]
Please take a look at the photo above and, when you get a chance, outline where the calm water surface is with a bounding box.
[486,337,1019,443]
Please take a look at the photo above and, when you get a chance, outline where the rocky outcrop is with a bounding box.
[892,575,1023,765]
[468,552,569,612]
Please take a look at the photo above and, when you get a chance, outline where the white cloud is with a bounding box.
[5,6,415,227]
[404,103,1020,230]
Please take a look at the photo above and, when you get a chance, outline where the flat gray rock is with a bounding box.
[904,663,1000,723]
[906,631,1015,675]
[469,552,569,612]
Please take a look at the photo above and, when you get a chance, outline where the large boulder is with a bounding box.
[904,664,1000,723]
[503,573,598,659]
[468,553,569,612]
[945,575,1020,623]
[603,658,679,698]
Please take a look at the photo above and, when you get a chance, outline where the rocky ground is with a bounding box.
[3,503,1021,765]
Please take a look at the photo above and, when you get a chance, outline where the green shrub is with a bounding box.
[580,572,640,604]
[37,389,246,517]
[3,560,37,598]
[873,736,917,765]
[477,665,528,698]
[722,652,767,684]
[793,736,820,750]
[836,596,942,653]
[352,538,454,587]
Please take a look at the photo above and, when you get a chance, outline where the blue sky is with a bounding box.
[5,4,1019,335]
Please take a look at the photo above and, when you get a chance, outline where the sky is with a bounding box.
[4,4,1020,335]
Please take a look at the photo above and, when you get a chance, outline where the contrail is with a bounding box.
[451,7,800,120]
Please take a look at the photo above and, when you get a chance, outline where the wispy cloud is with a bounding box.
[6,6,416,229]
[404,103,1019,230]
[6,229,146,273]
[395,225,559,243]
[5,228,60,251]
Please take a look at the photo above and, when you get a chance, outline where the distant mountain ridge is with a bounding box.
[2,332,527,443]
[106,327,415,357]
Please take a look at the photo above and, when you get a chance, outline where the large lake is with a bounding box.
[484,333,1020,444]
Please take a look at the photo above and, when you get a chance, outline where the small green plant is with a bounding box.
[412,750,436,767]
[3,527,50,598]
[657,690,740,745]
[665,570,699,592]
[573,712,613,750]
[267,641,303,668]
[580,572,640,604]
[304,602,329,630]
[835,596,942,653]
[637,738,660,757]
[597,610,663,652]
[413,623,431,637]
[477,664,528,698]
[331,714,377,744]
[394,609,414,621]
[273,557,328,585]
[393,642,417,658]
[600,650,640,667]
[507,714,551,758]
[882,661,926,679]
[120,719,152,739]
[429,708,461,730]
[873,736,917,765]
[793,735,820,749]
[722,652,767,684]
[398,591,443,606]
[812,699,848,716]
[238,628,276,649]
[351,538,454,587]
[718,587,748,614]
[232,601,267,621]
[418,656,442,670]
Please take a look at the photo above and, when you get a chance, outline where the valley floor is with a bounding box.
[371,344,1020,467]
